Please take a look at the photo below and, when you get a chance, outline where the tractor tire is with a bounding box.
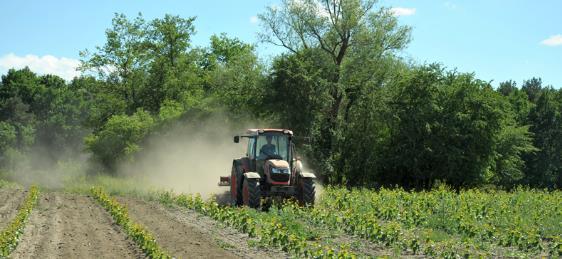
[231,165,242,206]
[236,183,243,206]
[242,178,261,208]
[299,178,315,206]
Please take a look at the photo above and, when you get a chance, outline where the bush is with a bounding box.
[85,109,154,170]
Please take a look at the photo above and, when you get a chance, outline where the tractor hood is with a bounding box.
[265,159,291,184]
[268,159,289,169]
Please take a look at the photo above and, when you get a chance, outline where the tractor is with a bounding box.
[219,129,316,208]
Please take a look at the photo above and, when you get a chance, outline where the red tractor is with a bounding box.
[219,129,316,208]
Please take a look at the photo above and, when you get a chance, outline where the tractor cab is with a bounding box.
[241,129,293,185]
[220,129,316,208]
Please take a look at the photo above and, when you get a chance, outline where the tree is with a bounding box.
[492,125,537,187]
[266,49,331,134]
[259,0,411,177]
[85,109,154,170]
[203,34,265,116]
[505,88,532,125]
[0,69,38,152]
[142,14,198,111]
[33,75,89,158]
[369,65,536,188]
[498,80,516,96]
[522,77,542,103]
[524,88,562,188]
[149,14,195,67]
[80,13,151,113]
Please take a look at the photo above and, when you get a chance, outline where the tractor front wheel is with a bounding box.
[232,165,242,206]
[298,178,315,206]
[242,178,260,208]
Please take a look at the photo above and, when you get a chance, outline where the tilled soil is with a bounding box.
[117,197,290,259]
[0,188,26,229]
[10,192,144,259]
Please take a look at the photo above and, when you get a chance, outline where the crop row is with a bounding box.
[152,188,556,258]
[0,186,39,257]
[317,186,561,257]
[272,200,489,258]
[90,187,170,259]
[155,192,356,258]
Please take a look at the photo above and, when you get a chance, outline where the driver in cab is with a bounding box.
[259,135,277,159]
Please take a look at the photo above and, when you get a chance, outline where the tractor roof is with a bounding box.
[246,128,293,136]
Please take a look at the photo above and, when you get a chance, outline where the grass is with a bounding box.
[0,174,20,189]
[64,174,151,196]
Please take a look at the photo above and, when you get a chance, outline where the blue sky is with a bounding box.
[0,0,560,87]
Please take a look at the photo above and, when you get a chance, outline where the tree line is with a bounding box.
[0,0,560,189]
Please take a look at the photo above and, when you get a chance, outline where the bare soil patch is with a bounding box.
[0,188,25,229]
[10,192,143,259]
[117,197,290,259]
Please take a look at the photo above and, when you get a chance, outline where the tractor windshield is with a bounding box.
[256,133,290,161]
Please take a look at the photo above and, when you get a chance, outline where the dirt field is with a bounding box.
[0,188,26,229]
[1,187,393,258]
[10,192,143,259]
[117,197,289,259]
[4,190,282,259]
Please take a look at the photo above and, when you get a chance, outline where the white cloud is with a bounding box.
[541,34,562,47]
[289,0,330,18]
[390,7,416,17]
[250,16,258,24]
[0,53,81,81]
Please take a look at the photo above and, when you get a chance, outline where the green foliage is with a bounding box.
[0,186,39,257]
[0,122,16,152]
[151,186,560,257]
[85,110,154,170]
[203,33,264,116]
[78,14,266,172]
[264,48,332,141]
[325,65,537,188]
[158,100,184,122]
[0,5,560,189]
[317,186,561,257]
[0,178,18,189]
[0,68,89,172]
[0,69,38,153]
[524,88,562,188]
[492,125,538,186]
[386,67,507,187]
[259,0,411,178]
[90,187,171,258]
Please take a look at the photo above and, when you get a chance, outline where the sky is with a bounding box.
[0,0,560,88]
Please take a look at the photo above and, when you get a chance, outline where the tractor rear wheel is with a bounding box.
[242,178,260,208]
[298,178,315,206]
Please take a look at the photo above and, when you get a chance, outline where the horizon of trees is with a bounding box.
[0,0,560,189]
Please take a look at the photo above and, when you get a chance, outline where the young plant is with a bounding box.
[0,186,39,257]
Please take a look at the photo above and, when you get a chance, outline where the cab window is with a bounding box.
[247,137,256,159]
[256,134,289,161]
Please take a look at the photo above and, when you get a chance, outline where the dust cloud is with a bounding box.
[1,114,319,200]
[118,116,257,198]
[0,140,90,189]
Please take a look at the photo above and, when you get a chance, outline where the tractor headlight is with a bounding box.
[272,167,289,174]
